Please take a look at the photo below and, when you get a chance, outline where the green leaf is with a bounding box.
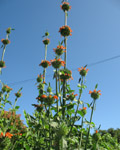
[15,106,20,110]
[62,137,67,148]
[95,84,98,89]
[77,84,81,88]
[66,109,75,116]
[66,103,75,110]
[82,85,87,89]
[77,110,84,117]
[50,121,58,128]
[23,143,30,150]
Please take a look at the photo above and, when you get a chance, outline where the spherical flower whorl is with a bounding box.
[80,107,87,116]
[15,92,22,98]
[45,95,58,106]
[60,2,71,12]
[43,38,50,45]
[47,86,52,93]
[67,93,78,101]
[59,68,73,80]
[39,60,51,68]
[36,94,47,103]
[2,85,12,93]
[32,104,44,112]
[45,32,49,36]
[5,132,13,139]
[59,25,72,37]
[51,58,65,69]
[0,61,6,68]
[53,45,66,56]
[37,74,44,83]
[6,27,11,34]
[89,89,101,100]
[78,67,89,77]
[1,39,10,45]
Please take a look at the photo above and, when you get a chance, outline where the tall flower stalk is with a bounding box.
[0,28,13,74]
[56,68,59,114]
[85,88,101,150]
[42,32,50,83]
[84,99,95,150]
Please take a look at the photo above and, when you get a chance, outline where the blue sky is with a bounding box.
[0,0,120,131]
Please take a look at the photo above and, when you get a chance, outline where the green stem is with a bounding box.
[45,45,47,60]
[69,77,83,136]
[43,44,47,89]
[11,141,17,150]
[49,106,51,150]
[0,34,9,74]
[56,69,58,114]
[85,99,96,150]
[13,98,18,109]
[64,10,67,69]
[1,45,6,61]
[0,45,6,74]
[62,8,68,120]
[58,71,62,106]
[64,11,67,69]
[79,116,83,149]
[61,136,63,150]
[62,79,66,120]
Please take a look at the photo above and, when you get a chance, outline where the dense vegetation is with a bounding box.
[0,1,120,150]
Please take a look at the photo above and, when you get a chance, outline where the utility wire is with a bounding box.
[6,54,120,86]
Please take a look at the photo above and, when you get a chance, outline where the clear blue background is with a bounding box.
[0,0,120,131]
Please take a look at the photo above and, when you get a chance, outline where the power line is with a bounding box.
[88,55,120,67]
[6,54,120,86]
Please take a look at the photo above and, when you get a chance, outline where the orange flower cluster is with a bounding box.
[0,132,22,138]
[15,92,22,98]
[0,132,13,139]
[41,94,47,98]
[89,89,101,95]
[67,92,78,101]
[43,38,50,45]
[40,60,51,65]
[78,67,89,77]
[2,85,12,93]
[1,39,10,45]
[59,25,72,36]
[0,132,3,138]
[83,107,87,110]
[60,70,73,81]
[37,94,58,100]
[53,95,58,100]
[89,89,101,100]
[60,2,71,11]
[36,94,58,100]
[80,107,87,110]
[78,67,89,72]
[53,45,66,51]
[53,45,66,56]
[5,132,13,138]
[96,130,98,134]
[38,74,44,78]
[51,58,65,67]
[39,60,51,68]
